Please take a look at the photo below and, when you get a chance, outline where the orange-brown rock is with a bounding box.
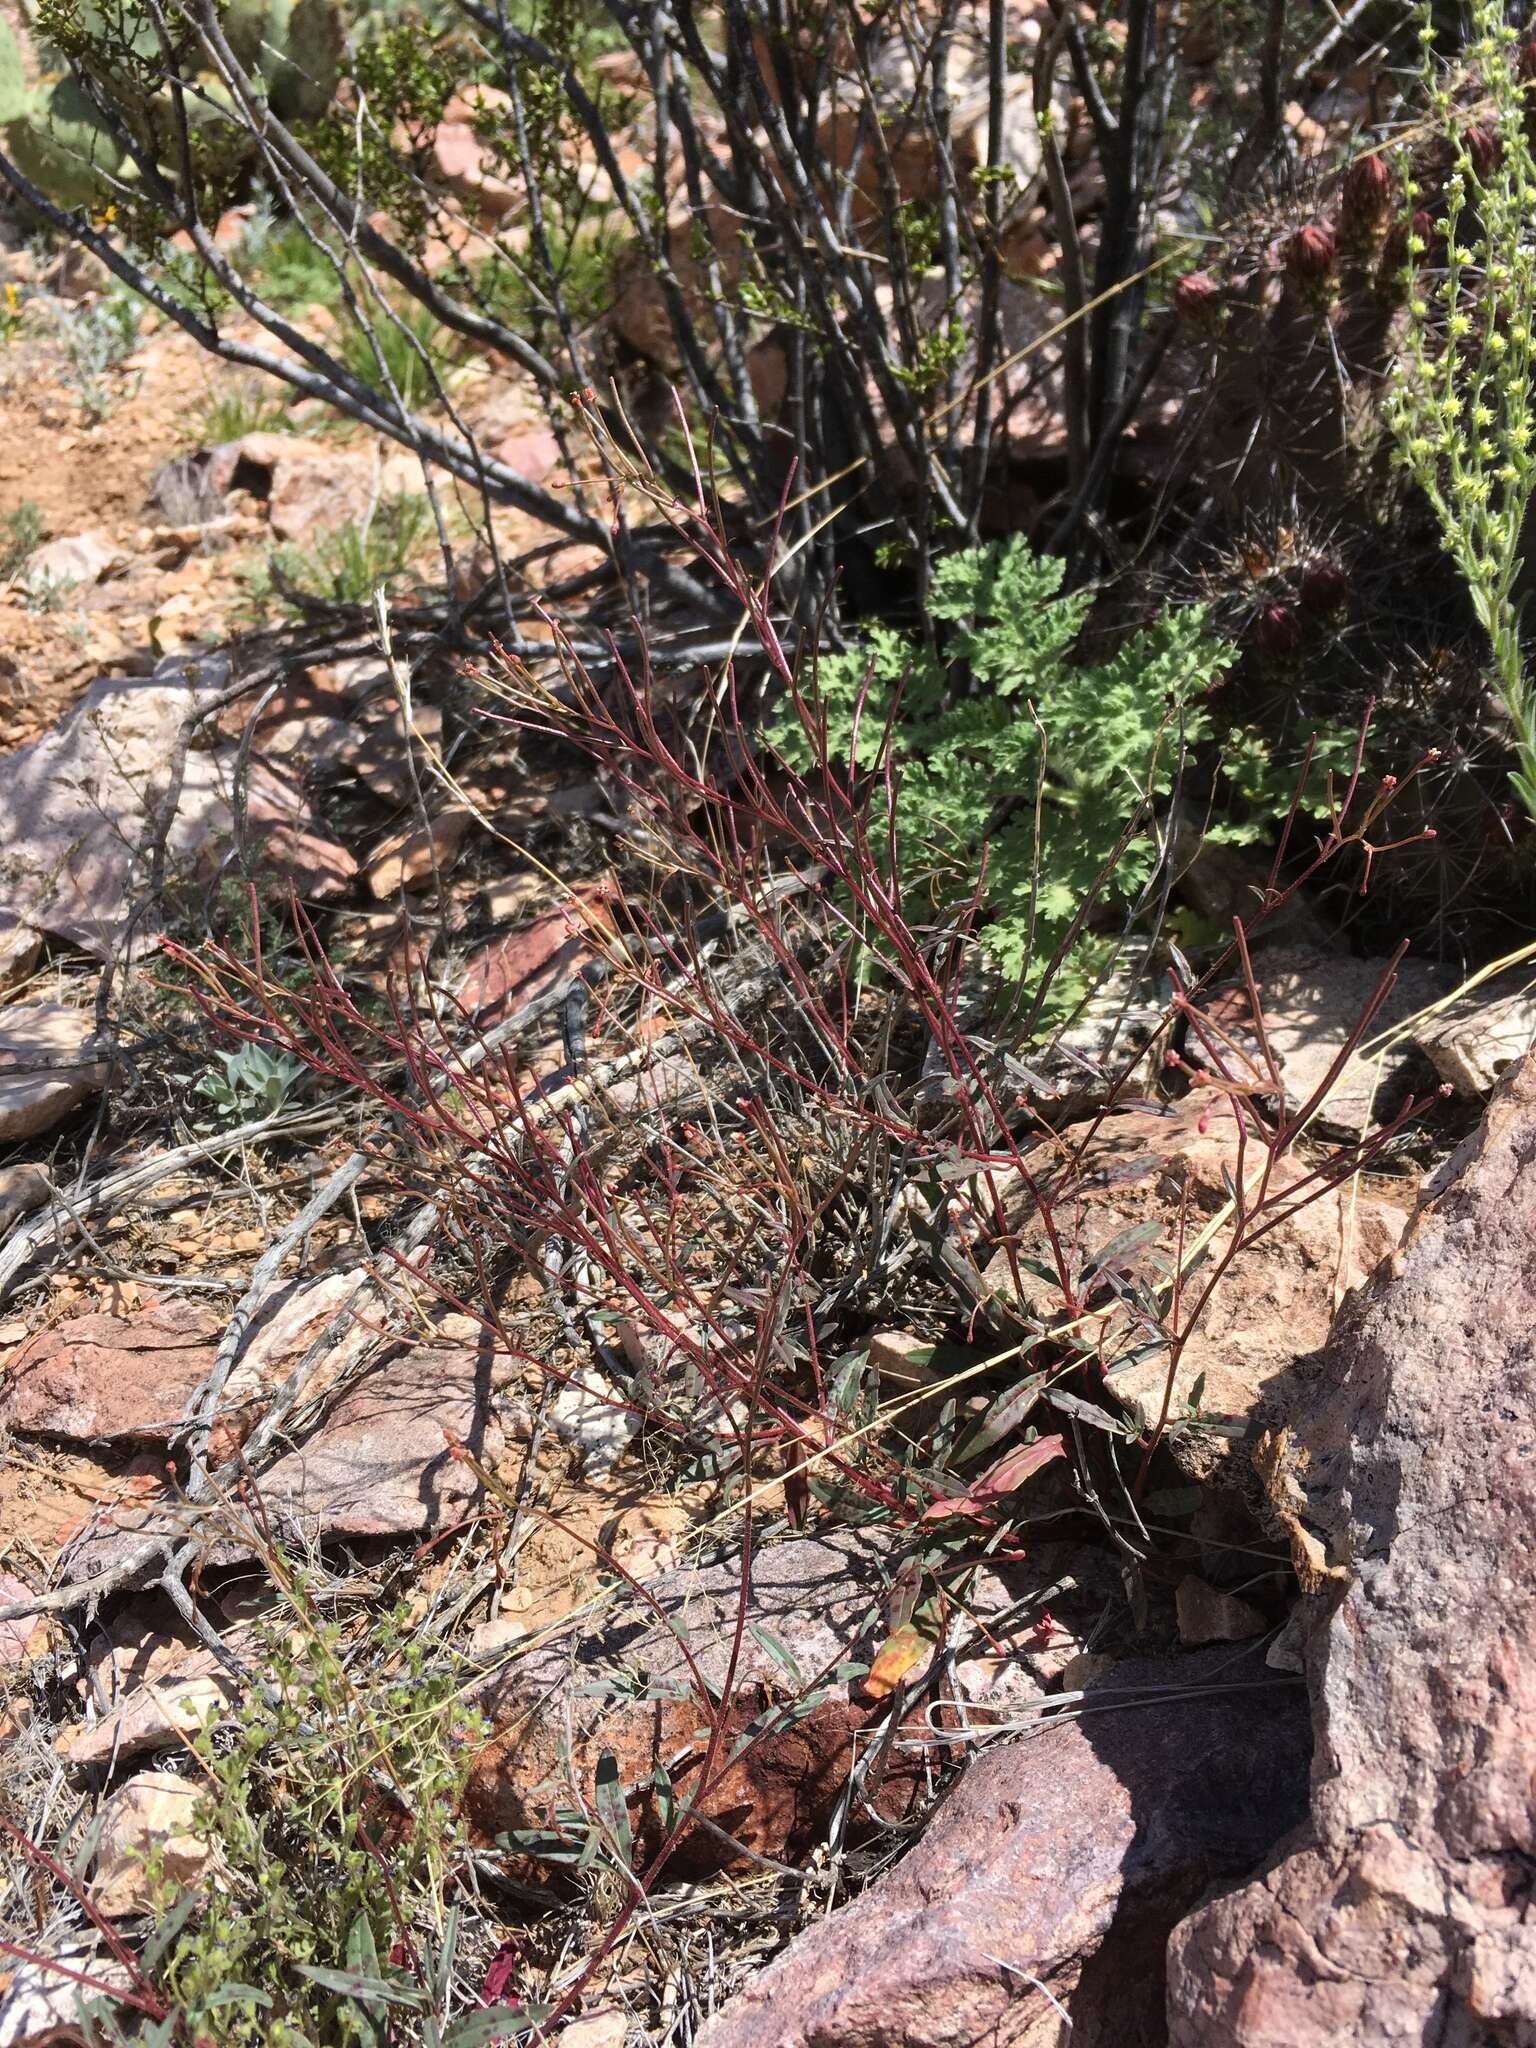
[977,1094,1409,1476]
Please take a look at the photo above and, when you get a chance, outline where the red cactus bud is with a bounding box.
[1341,153,1396,228]
[1283,222,1336,283]
[1464,123,1501,178]
[1173,268,1222,321]
[1299,558,1349,614]
[1253,604,1302,655]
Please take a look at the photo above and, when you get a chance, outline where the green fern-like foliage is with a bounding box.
[770,539,1327,1015]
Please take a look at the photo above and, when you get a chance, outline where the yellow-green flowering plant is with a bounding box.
[1388,0,1536,820]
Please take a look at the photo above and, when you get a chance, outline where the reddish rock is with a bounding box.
[698,1647,1309,2048]
[267,448,378,540]
[0,1571,51,1670]
[249,1342,501,1539]
[493,429,561,484]
[203,432,418,538]
[426,88,519,222]
[366,806,473,897]
[59,1343,503,1582]
[0,1001,110,1141]
[242,759,359,900]
[0,664,354,962]
[1168,1055,1536,2046]
[458,892,610,1021]
[91,1772,209,1916]
[465,1530,1124,1880]
[0,1299,221,1441]
[977,1095,1407,1476]
[344,697,444,806]
[64,1669,236,1767]
[1175,1573,1267,1646]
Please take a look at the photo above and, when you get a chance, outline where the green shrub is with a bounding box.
[248,218,349,313]
[197,381,293,444]
[0,499,46,581]
[59,286,142,420]
[772,539,1349,1012]
[241,493,434,619]
[337,301,450,414]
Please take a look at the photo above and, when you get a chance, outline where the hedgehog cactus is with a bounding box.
[1178,190,1407,524]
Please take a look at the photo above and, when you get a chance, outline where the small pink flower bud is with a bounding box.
[1173,268,1222,322]
[1253,604,1302,655]
[1341,153,1396,229]
[1284,221,1336,282]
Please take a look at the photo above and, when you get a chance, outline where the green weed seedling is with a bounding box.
[111,1573,506,2047]
[194,1042,308,1124]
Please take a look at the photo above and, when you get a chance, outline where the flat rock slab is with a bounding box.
[978,1096,1407,1477]
[23,530,126,592]
[59,1344,499,1583]
[0,1299,221,1440]
[0,661,354,962]
[1416,966,1536,1097]
[698,1647,1309,2048]
[1167,1053,1536,2046]
[0,1001,109,1141]
[0,665,231,960]
[1235,949,1451,1137]
[3,1277,419,1445]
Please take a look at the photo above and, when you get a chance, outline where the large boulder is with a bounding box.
[697,1646,1309,2048]
[1167,1054,1536,2045]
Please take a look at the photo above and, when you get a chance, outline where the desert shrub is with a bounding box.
[336,299,451,415]
[0,0,1298,634]
[196,378,293,442]
[58,283,141,418]
[238,492,435,618]
[245,215,349,312]
[771,536,1355,1010]
[0,498,46,579]
[78,1570,514,2048]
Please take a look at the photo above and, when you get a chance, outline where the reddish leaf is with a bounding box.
[920,1432,1066,1523]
